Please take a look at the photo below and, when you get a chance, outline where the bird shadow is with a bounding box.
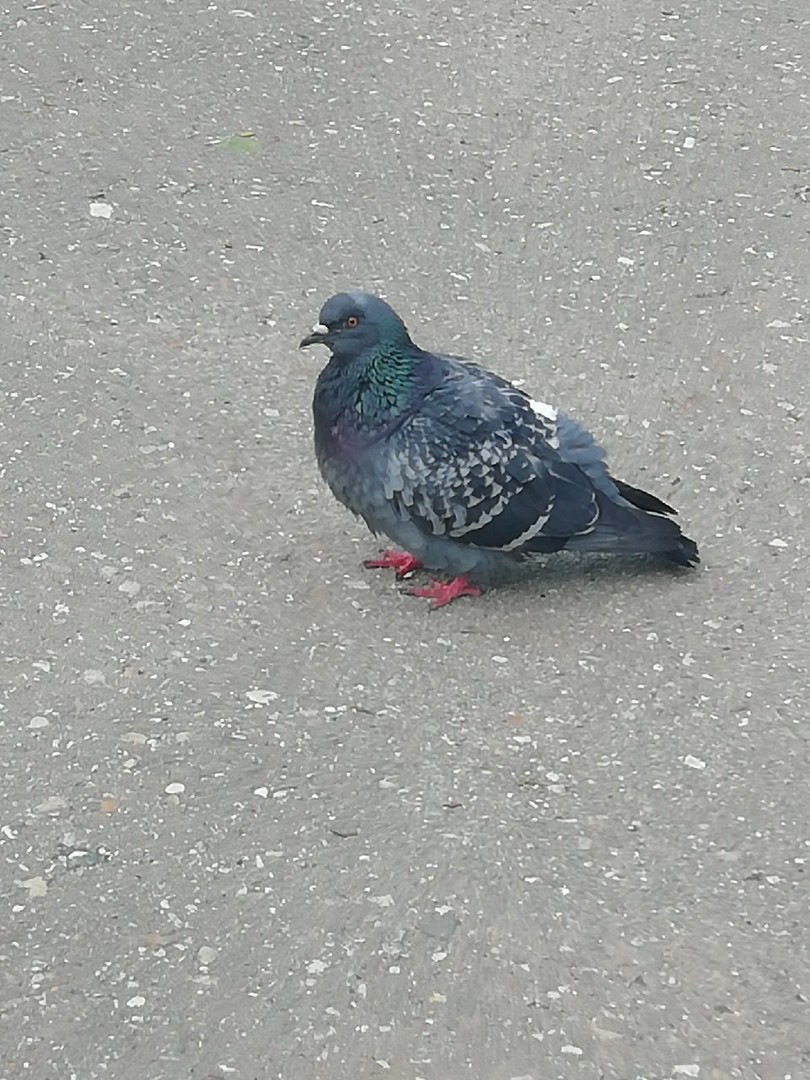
[392,550,701,613]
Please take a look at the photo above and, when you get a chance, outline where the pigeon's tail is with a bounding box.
[566,495,700,567]
[613,478,676,517]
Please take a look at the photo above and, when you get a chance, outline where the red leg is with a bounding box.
[408,575,482,608]
[364,549,423,579]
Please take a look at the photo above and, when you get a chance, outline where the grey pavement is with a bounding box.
[1,1,809,1078]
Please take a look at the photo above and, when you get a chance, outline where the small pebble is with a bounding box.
[19,876,48,897]
[246,690,278,705]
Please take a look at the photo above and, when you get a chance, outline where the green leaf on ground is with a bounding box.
[212,132,259,154]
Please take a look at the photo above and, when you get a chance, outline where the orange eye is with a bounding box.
[346,315,359,328]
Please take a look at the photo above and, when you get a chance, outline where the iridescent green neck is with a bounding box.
[354,345,418,427]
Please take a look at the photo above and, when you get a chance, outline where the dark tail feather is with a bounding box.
[661,532,700,567]
[567,496,700,567]
[613,478,677,516]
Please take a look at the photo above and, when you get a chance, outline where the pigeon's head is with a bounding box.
[299,291,413,360]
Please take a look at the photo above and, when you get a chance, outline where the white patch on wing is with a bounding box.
[529,399,560,449]
[529,398,558,423]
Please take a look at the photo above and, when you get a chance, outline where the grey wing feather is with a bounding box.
[554,412,623,500]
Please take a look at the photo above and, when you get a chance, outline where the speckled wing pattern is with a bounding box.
[382,357,604,553]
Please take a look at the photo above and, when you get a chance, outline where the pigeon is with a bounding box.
[300,290,699,607]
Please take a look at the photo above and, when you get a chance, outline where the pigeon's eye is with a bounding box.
[346,315,359,328]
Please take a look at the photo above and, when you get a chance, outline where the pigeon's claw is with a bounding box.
[408,575,481,609]
[364,550,423,579]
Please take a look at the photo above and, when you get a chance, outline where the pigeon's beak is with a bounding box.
[299,322,329,349]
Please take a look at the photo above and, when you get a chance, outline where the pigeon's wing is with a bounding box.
[476,368,677,518]
[454,359,624,500]
[383,358,602,552]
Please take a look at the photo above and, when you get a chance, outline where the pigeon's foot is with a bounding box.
[364,549,423,579]
[408,575,481,609]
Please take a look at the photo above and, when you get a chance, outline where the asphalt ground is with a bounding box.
[1,2,808,1078]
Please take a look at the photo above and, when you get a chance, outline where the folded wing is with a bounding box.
[382,358,602,553]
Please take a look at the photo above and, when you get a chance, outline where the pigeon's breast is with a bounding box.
[313,405,370,463]
[313,396,382,519]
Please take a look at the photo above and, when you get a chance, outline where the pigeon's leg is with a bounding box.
[408,575,482,608]
[364,549,423,579]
